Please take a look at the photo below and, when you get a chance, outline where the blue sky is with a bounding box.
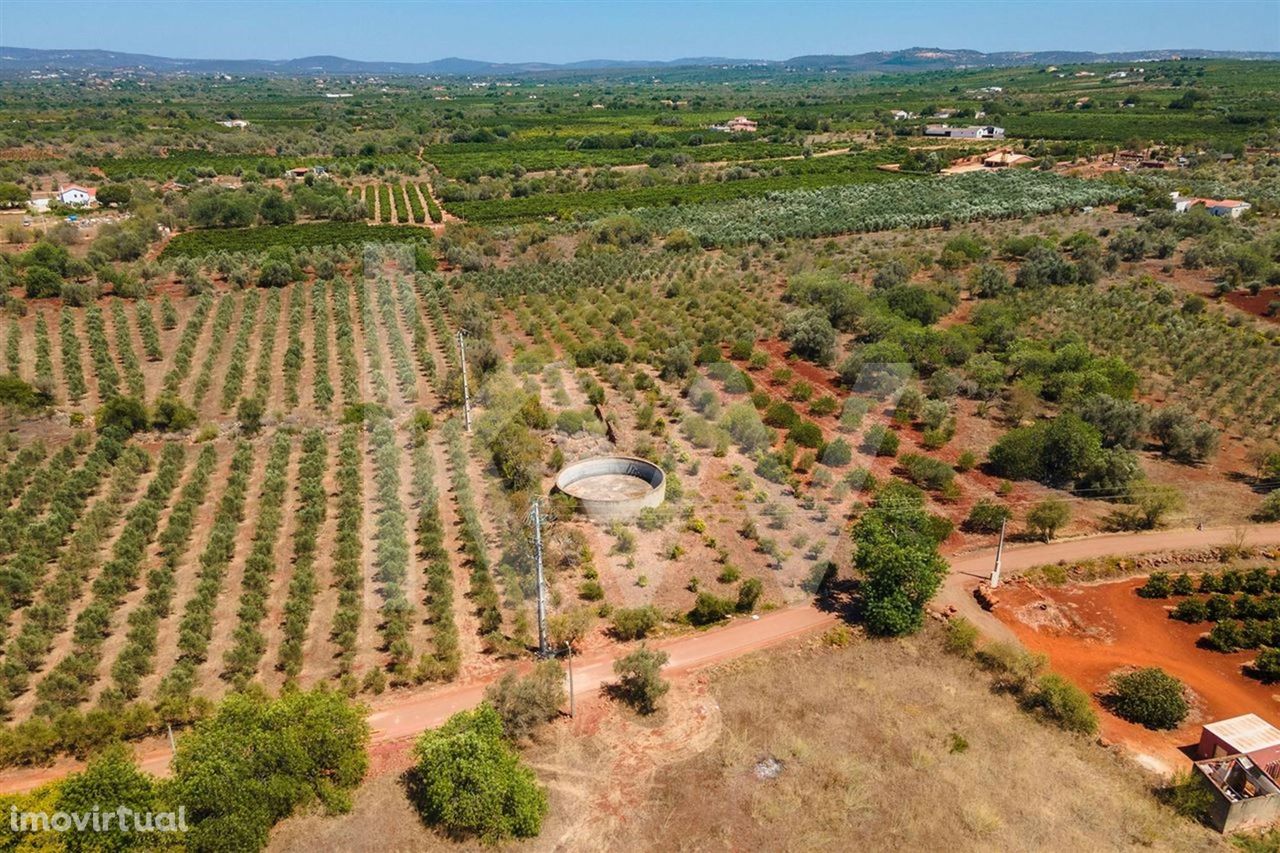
[2,0,1277,62]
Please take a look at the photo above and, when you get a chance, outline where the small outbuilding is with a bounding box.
[1194,754,1280,834]
[1197,714,1280,771]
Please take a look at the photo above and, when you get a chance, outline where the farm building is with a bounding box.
[1192,715,1280,833]
[889,109,914,120]
[217,119,249,128]
[56,185,96,206]
[1197,714,1280,770]
[981,149,1034,168]
[1170,193,1252,218]
[1194,755,1280,834]
[711,116,758,133]
[924,124,1005,139]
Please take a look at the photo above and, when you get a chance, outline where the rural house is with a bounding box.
[56,185,96,206]
[711,116,758,133]
[924,124,1005,139]
[1170,192,1252,218]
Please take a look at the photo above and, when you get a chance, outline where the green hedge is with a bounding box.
[160,222,431,258]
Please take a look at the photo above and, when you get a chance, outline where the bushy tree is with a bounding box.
[410,704,547,842]
[856,493,948,636]
[97,395,149,434]
[781,308,836,365]
[1106,668,1188,730]
[1150,407,1218,463]
[987,414,1105,488]
[1256,490,1280,523]
[1074,394,1149,449]
[610,606,662,640]
[964,499,1012,533]
[612,646,670,715]
[1026,498,1071,541]
[484,660,565,740]
[236,396,264,435]
[170,687,369,851]
[151,393,197,432]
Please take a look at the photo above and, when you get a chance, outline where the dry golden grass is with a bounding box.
[617,630,1225,852]
[270,628,1225,852]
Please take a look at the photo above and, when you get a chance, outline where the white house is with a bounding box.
[1205,200,1252,219]
[218,119,249,128]
[924,125,1005,140]
[1170,192,1252,218]
[56,185,96,206]
[889,109,914,121]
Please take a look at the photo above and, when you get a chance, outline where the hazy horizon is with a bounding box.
[3,0,1277,65]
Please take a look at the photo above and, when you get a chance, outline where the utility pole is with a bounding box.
[565,642,575,718]
[532,498,548,657]
[990,517,1007,589]
[166,723,176,756]
[456,330,471,433]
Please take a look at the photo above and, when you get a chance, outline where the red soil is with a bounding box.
[1225,287,1280,325]
[996,576,1280,771]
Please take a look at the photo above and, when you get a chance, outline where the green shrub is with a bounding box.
[610,606,662,641]
[1106,668,1188,730]
[1170,598,1208,623]
[1025,673,1099,735]
[942,616,978,657]
[736,578,763,612]
[1136,571,1172,599]
[611,646,670,715]
[483,660,565,740]
[409,704,547,842]
[688,592,734,626]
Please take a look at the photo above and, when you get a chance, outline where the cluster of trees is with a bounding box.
[277,431,328,679]
[445,419,504,643]
[412,417,462,683]
[185,180,364,230]
[855,482,950,636]
[0,445,151,708]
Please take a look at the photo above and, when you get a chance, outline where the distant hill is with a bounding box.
[1,45,1276,77]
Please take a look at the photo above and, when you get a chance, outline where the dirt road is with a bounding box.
[4,523,1277,794]
[938,523,1280,643]
[0,603,835,794]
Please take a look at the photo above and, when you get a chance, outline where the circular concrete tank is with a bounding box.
[555,456,666,522]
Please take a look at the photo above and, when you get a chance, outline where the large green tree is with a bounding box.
[855,491,949,636]
[410,703,547,842]
[168,687,369,851]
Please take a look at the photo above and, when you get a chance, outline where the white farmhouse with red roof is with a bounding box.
[56,185,96,206]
